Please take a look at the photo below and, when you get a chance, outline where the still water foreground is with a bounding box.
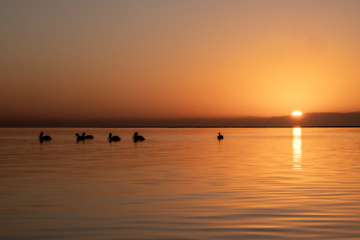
[1,128,360,239]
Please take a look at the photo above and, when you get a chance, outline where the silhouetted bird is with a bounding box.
[132,132,145,142]
[217,132,224,140]
[76,133,85,141]
[82,132,94,139]
[108,133,121,142]
[39,132,52,142]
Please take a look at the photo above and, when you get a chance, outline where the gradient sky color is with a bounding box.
[1,0,360,123]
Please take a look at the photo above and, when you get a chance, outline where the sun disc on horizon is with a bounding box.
[292,111,302,116]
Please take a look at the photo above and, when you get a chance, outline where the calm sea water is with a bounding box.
[1,128,360,240]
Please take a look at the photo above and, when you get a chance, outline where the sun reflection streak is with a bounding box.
[292,128,302,170]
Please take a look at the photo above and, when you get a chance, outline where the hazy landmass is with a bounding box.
[1,112,360,128]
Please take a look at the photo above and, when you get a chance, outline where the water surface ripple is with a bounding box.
[1,128,360,239]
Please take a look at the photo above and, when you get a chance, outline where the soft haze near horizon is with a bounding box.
[1,0,360,123]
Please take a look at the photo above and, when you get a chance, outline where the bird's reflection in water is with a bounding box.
[292,128,302,170]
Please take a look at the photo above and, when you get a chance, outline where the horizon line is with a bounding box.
[1,111,360,128]
[2,126,360,129]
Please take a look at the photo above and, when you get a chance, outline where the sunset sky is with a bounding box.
[1,0,360,124]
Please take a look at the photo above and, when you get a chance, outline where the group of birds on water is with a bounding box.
[39,131,146,143]
[39,131,224,142]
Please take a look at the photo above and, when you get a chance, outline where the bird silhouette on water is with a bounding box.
[39,132,52,142]
[76,133,85,141]
[132,132,145,142]
[217,132,224,140]
[108,133,121,142]
[76,132,94,141]
[83,132,94,139]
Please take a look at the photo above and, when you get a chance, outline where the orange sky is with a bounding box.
[1,0,360,123]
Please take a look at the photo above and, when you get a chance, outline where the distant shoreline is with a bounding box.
[1,126,360,128]
[1,111,360,128]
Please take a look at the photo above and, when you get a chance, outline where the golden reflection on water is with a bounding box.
[2,128,360,240]
[292,128,302,170]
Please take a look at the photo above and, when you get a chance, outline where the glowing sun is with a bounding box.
[292,111,302,116]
